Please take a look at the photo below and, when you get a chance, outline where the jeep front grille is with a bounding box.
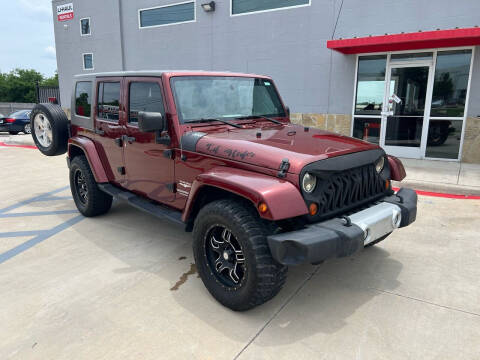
[310,164,386,221]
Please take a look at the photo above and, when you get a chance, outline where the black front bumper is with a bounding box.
[267,188,417,265]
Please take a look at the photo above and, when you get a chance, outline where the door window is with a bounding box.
[97,82,121,121]
[128,82,164,123]
[385,66,429,148]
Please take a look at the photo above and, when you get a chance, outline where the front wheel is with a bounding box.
[70,155,113,217]
[193,199,287,311]
[23,123,31,134]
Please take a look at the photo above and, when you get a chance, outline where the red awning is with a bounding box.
[327,27,480,54]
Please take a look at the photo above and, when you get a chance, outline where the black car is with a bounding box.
[0,110,32,135]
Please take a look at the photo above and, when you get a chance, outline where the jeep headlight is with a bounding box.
[375,156,385,174]
[302,172,317,193]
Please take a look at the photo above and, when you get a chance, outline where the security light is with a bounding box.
[201,1,215,12]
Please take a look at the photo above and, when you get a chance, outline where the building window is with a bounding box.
[352,55,387,144]
[75,82,92,117]
[430,49,472,118]
[231,0,310,16]
[83,53,94,70]
[97,82,121,121]
[129,82,164,123]
[139,1,195,28]
[80,17,91,36]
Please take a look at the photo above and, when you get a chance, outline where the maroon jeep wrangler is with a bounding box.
[30,71,417,311]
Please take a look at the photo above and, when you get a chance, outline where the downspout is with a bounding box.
[118,0,126,71]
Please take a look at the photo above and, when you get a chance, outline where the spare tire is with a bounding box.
[30,103,69,156]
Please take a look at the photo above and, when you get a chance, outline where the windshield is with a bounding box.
[171,76,286,123]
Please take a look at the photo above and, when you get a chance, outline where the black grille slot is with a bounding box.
[312,164,385,220]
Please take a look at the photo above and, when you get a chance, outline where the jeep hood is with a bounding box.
[190,123,379,174]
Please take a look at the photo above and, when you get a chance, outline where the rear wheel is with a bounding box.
[30,103,69,156]
[193,199,287,311]
[70,155,112,217]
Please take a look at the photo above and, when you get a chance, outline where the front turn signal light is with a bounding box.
[309,203,318,216]
[258,202,268,214]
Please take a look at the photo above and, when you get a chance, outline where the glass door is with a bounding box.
[381,64,433,158]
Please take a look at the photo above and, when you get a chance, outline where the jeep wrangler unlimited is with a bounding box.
[30,71,417,311]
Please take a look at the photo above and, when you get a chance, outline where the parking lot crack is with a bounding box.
[370,288,480,318]
[233,267,320,360]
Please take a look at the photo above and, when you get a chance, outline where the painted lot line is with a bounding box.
[0,186,83,264]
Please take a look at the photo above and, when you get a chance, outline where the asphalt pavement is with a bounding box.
[1,137,479,359]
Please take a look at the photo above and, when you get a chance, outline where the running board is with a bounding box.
[98,183,184,225]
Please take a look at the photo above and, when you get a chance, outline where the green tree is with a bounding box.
[41,73,59,87]
[0,69,58,103]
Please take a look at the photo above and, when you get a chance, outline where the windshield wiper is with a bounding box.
[237,115,282,125]
[186,118,242,128]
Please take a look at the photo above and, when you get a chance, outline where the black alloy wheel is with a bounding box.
[205,225,246,286]
[74,168,88,204]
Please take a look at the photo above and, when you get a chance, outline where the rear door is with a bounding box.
[94,77,126,184]
[123,77,175,203]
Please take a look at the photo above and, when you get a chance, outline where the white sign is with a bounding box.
[57,3,74,22]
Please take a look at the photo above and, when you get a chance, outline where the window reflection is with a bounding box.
[353,117,381,144]
[431,50,472,117]
[355,55,387,115]
[426,120,462,159]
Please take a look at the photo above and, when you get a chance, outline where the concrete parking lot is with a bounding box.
[1,143,480,360]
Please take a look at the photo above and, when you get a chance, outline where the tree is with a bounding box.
[0,69,58,103]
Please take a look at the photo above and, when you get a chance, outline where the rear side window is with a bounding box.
[75,81,92,117]
[97,82,121,121]
[128,82,164,123]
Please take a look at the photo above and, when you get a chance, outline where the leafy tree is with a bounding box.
[0,69,59,103]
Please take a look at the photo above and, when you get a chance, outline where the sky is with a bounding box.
[0,0,57,77]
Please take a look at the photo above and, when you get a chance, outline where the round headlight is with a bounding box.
[302,172,317,193]
[375,156,385,174]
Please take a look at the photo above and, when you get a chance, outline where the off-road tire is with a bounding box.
[193,199,288,311]
[30,103,69,156]
[70,155,112,217]
[364,232,392,248]
[9,131,19,135]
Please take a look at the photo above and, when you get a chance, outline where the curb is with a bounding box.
[392,179,480,197]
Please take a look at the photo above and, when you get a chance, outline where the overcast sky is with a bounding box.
[0,0,57,77]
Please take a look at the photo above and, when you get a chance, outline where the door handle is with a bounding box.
[95,129,105,136]
[122,135,136,144]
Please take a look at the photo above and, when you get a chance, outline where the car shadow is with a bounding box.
[75,202,403,346]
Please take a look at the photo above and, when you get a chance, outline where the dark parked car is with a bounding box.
[0,110,32,135]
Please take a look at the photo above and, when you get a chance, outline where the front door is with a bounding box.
[381,64,433,158]
[123,78,175,203]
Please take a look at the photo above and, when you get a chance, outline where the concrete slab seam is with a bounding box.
[232,266,320,360]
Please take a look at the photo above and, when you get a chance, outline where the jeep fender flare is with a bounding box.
[182,167,308,222]
[68,137,108,183]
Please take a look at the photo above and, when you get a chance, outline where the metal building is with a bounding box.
[52,0,480,163]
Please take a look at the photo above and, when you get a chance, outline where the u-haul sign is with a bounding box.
[57,3,74,22]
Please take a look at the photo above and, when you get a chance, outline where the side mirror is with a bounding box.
[285,106,290,118]
[137,111,165,132]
